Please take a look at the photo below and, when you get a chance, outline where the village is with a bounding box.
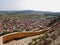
[0,16,53,35]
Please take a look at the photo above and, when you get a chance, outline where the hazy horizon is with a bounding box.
[0,0,60,12]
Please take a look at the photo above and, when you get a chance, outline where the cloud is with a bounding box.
[0,0,60,12]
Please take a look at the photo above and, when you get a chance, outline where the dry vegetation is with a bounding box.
[3,30,48,44]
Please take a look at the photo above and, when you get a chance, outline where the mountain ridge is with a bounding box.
[0,10,60,16]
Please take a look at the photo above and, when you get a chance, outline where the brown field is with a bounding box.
[2,30,48,44]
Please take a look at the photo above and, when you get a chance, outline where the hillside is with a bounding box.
[3,17,60,45]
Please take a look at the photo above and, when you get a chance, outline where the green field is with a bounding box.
[0,12,54,19]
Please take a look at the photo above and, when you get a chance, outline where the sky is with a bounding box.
[0,0,60,12]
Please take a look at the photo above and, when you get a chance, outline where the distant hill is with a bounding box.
[0,10,60,16]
